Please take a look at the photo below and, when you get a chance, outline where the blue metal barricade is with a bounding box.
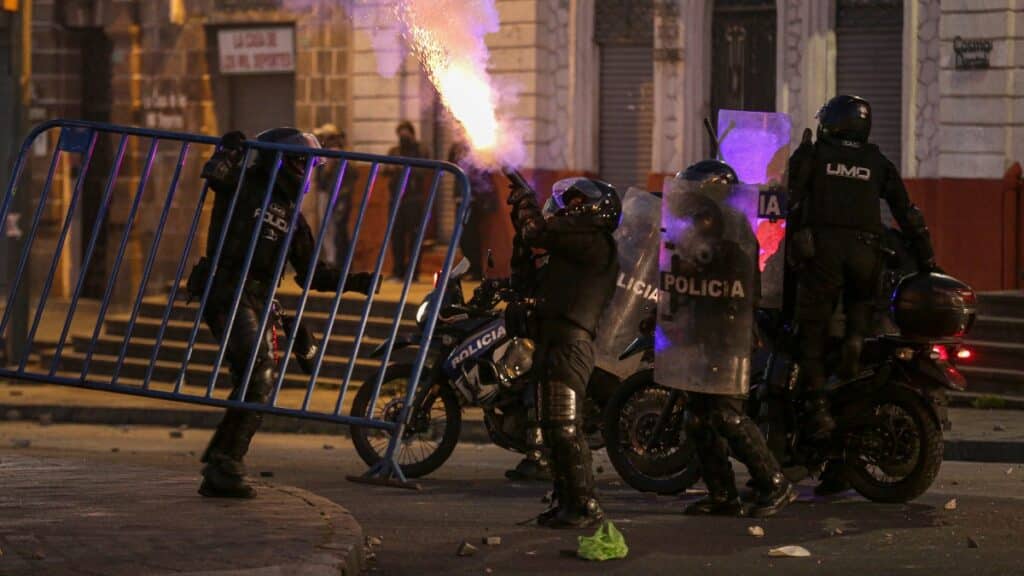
[0,119,470,484]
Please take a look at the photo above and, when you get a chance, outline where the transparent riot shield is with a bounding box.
[717,109,792,309]
[593,187,661,379]
[655,179,759,395]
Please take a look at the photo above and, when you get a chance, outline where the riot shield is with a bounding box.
[655,179,759,395]
[593,187,661,379]
[717,109,792,309]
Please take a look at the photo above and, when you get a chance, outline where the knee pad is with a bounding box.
[539,382,578,426]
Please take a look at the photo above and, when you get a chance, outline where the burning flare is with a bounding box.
[347,0,524,168]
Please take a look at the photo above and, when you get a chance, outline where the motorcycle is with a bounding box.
[604,230,977,502]
[348,257,612,478]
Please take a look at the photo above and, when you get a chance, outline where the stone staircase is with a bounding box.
[961,291,1024,400]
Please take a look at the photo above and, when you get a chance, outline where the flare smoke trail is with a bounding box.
[338,0,526,169]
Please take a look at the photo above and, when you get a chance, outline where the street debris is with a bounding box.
[483,536,501,546]
[323,444,335,450]
[993,425,1006,432]
[169,430,184,439]
[485,569,493,574]
[33,551,46,560]
[11,439,30,449]
[178,424,189,430]
[826,527,844,537]
[944,498,958,511]
[577,521,628,561]
[259,471,274,478]
[768,546,811,558]
[367,536,383,548]
[1006,467,1014,475]
[37,414,53,426]
[457,541,478,557]
[967,537,979,549]
[110,448,120,453]
[747,526,765,538]
[526,551,537,556]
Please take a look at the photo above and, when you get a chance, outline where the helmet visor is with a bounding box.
[551,177,604,210]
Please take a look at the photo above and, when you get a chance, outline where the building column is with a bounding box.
[903,0,941,178]
[568,0,598,173]
[776,0,835,142]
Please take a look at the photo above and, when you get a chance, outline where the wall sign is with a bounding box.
[218,27,295,75]
[953,36,993,70]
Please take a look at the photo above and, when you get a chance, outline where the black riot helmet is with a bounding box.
[674,159,738,186]
[816,95,872,144]
[542,177,622,231]
[254,127,325,181]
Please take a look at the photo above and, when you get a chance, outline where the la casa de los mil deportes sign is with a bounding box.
[953,36,993,70]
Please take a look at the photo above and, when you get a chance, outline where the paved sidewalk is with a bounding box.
[0,454,364,576]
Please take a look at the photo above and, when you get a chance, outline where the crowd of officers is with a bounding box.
[190,94,937,528]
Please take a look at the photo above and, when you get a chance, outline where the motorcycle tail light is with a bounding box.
[930,345,949,362]
[956,347,973,361]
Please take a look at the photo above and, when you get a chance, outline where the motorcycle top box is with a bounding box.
[891,272,977,339]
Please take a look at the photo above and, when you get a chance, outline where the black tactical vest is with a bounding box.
[807,140,889,234]
[534,228,620,336]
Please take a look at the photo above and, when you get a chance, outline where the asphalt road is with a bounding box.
[2,422,1023,576]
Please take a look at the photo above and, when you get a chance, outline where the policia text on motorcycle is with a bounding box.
[190,128,377,498]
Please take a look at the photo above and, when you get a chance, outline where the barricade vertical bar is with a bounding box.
[18,133,101,372]
[175,149,254,394]
[366,170,444,417]
[236,156,316,403]
[376,168,471,480]
[300,162,379,412]
[272,160,349,406]
[48,135,130,375]
[111,142,190,386]
[0,139,69,337]
[146,181,210,389]
[333,165,411,416]
[79,138,160,378]
[204,152,284,398]
[0,125,48,259]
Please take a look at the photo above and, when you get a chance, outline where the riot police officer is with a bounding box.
[507,177,621,528]
[673,160,797,518]
[191,128,376,498]
[788,95,937,441]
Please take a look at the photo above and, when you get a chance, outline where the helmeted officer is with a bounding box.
[673,160,797,518]
[788,95,938,441]
[507,177,621,528]
[192,128,376,498]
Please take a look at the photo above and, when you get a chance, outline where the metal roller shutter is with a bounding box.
[598,44,654,192]
[836,0,904,165]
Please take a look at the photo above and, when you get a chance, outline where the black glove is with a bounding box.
[344,272,379,295]
[504,300,531,338]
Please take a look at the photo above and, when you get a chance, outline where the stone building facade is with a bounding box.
[15,0,1024,296]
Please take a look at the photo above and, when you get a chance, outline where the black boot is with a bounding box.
[199,409,263,499]
[539,424,604,529]
[814,461,851,497]
[803,395,836,441]
[718,415,796,518]
[685,435,744,516]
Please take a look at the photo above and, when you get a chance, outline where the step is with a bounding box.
[967,315,1024,343]
[977,291,1024,319]
[44,351,382,390]
[153,294,419,323]
[105,313,415,344]
[59,334,388,368]
[961,340,1024,372]
[960,366,1024,397]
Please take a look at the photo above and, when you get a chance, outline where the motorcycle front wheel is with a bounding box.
[603,370,701,494]
[842,385,943,503]
[350,363,462,479]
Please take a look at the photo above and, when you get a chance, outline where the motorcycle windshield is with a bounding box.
[593,186,662,379]
[655,179,759,395]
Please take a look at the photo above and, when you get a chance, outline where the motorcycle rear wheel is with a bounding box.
[842,385,943,503]
[350,363,462,479]
[603,370,701,494]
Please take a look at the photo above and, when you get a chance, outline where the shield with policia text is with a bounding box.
[593,187,661,379]
[655,179,760,395]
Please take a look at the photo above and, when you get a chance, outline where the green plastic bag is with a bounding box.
[577,521,628,561]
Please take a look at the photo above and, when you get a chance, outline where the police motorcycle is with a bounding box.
[605,221,978,502]
[348,256,610,478]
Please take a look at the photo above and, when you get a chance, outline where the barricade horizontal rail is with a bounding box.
[0,119,471,483]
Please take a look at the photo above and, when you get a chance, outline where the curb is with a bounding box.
[4,402,1024,463]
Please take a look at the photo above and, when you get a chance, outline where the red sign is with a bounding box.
[218,27,294,74]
